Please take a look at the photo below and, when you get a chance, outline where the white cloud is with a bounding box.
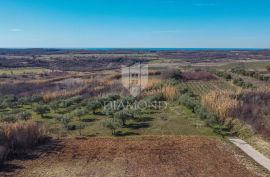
[10,28,22,32]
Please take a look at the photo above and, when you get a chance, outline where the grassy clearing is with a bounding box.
[134,105,215,136]
[36,104,216,138]
[219,61,270,71]
[148,59,177,64]
[0,67,51,75]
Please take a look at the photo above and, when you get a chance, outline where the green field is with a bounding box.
[24,103,215,138]
[219,61,270,71]
[0,67,51,75]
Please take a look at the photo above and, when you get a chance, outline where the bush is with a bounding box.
[233,78,254,88]
[230,119,254,139]
[147,93,165,102]
[1,114,18,123]
[88,100,102,114]
[120,96,136,105]
[55,114,71,129]
[114,110,134,126]
[34,104,50,118]
[108,95,121,101]
[31,95,43,103]
[102,118,121,135]
[67,124,77,131]
[0,121,47,163]
[266,65,270,72]
[162,69,183,80]
[0,95,18,108]
[18,111,32,121]
[73,109,86,135]
[216,71,232,80]
[178,94,199,112]
[232,67,269,82]
[18,97,32,105]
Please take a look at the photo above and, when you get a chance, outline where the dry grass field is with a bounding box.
[1,49,270,176]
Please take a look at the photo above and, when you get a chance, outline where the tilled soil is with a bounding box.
[0,136,263,177]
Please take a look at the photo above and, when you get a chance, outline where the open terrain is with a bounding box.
[1,49,270,176]
[0,136,265,177]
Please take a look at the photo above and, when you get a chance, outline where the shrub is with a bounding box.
[31,95,43,103]
[230,119,254,139]
[0,95,18,108]
[178,94,199,112]
[1,114,18,123]
[49,101,59,111]
[88,100,102,114]
[67,124,77,131]
[73,109,86,135]
[147,93,165,102]
[216,71,232,80]
[114,110,134,126]
[0,121,47,163]
[120,96,136,105]
[107,95,121,101]
[73,109,86,117]
[232,66,269,82]
[18,97,33,105]
[34,104,50,118]
[231,90,270,137]
[55,114,71,129]
[18,111,32,121]
[102,105,117,117]
[201,90,258,138]
[162,69,183,80]
[102,118,121,135]
[233,78,254,88]
[266,65,270,72]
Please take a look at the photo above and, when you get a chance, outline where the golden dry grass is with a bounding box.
[202,91,238,122]
[42,86,88,102]
[0,121,47,150]
[0,121,47,162]
[145,78,162,89]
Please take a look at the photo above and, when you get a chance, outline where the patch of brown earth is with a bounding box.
[0,136,262,177]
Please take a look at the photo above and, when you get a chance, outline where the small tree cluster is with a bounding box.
[216,71,232,80]
[34,104,50,118]
[87,100,102,114]
[232,67,270,82]
[233,78,254,89]
[102,118,121,135]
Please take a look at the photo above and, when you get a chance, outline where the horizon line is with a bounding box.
[0,47,270,50]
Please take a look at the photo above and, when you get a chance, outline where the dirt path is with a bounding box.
[229,138,270,172]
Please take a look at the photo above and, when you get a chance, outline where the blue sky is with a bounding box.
[0,0,270,48]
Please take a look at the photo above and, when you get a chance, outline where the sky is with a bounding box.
[0,0,270,48]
